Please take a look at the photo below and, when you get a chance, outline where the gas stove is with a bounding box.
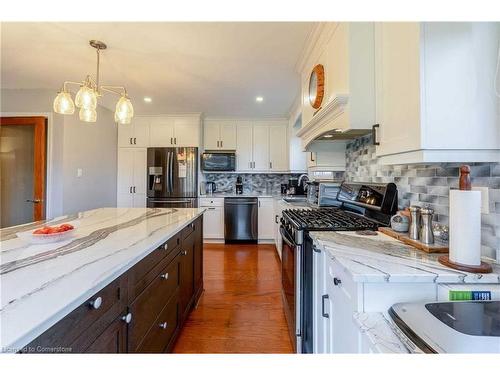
[283,208,379,232]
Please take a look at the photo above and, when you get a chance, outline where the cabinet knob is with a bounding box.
[159,322,168,330]
[181,250,188,256]
[89,296,102,310]
[121,312,132,324]
[160,273,169,280]
[333,277,342,286]
[161,243,168,251]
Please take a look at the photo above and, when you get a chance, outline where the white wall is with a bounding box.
[0,88,118,217]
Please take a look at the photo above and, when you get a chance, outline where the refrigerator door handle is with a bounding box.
[165,152,170,194]
[169,152,174,193]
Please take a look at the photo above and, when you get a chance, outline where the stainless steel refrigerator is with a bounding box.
[147,147,198,208]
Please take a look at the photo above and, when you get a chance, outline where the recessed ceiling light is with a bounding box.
[334,129,343,133]
[323,134,333,138]
[144,97,152,103]
[255,96,264,102]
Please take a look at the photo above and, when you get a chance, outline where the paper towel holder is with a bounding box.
[438,165,492,273]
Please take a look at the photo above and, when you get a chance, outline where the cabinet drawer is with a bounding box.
[24,276,127,352]
[199,197,224,207]
[83,311,128,353]
[181,218,199,239]
[326,255,358,309]
[136,295,179,353]
[128,233,181,301]
[128,254,180,352]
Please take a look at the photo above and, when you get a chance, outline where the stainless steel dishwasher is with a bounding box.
[224,197,258,242]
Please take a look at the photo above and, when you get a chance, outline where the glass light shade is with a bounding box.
[75,85,97,109]
[53,91,75,114]
[79,107,97,123]
[114,96,134,124]
[114,110,132,124]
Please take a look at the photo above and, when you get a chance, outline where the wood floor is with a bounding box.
[172,243,293,354]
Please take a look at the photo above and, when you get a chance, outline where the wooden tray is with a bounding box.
[378,227,449,253]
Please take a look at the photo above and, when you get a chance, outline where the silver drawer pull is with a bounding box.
[160,273,169,280]
[121,313,132,324]
[161,243,168,251]
[181,250,187,256]
[159,322,168,330]
[89,296,102,310]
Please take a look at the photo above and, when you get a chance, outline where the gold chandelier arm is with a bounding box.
[62,80,84,91]
[100,85,128,97]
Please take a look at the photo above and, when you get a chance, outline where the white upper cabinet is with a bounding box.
[174,117,200,147]
[233,120,288,172]
[236,121,254,171]
[374,22,500,164]
[297,22,376,148]
[118,117,150,148]
[252,124,270,171]
[203,120,237,150]
[149,117,175,147]
[269,124,288,171]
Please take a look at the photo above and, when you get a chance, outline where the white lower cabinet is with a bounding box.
[117,148,147,208]
[258,198,274,241]
[200,198,224,240]
[312,243,439,353]
[272,199,285,259]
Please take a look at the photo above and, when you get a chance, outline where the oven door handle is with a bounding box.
[279,226,297,247]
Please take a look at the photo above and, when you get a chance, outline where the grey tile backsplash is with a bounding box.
[203,173,301,195]
[345,134,500,261]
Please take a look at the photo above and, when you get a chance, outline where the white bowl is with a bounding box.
[16,228,76,245]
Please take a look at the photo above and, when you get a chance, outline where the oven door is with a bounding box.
[280,225,302,353]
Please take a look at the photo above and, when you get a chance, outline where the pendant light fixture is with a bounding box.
[53,40,134,124]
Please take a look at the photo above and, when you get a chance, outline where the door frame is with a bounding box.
[0,112,55,219]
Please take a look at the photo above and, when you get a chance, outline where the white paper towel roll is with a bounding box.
[449,190,482,266]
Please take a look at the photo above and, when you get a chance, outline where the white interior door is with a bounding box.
[133,148,147,195]
[204,122,220,150]
[219,122,237,150]
[269,125,288,171]
[252,125,270,171]
[149,117,175,147]
[236,122,253,171]
[174,117,200,147]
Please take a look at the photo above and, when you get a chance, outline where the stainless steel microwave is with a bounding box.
[201,152,236,172]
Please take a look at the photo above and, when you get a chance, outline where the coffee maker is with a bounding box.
[235,176,243,194]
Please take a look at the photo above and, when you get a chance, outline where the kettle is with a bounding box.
[205,181,217,195]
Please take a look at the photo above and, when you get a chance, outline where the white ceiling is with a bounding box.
[1,22,315,117]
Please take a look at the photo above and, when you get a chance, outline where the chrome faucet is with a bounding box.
[298,174,310,190]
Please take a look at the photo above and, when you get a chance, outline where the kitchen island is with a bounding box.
[0,207,205,353]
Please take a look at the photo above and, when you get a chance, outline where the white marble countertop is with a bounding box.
[311,231,500,284]
[0,207,204,352]
[200,193,276,198]
[353,312,418,353]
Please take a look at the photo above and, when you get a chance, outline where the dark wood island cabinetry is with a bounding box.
[22,215,203,353]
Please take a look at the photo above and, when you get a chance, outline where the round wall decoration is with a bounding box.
[308,64,325,109]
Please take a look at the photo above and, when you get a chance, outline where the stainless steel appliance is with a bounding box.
[201,152,236,172]
[224,197,258,242]
[280,181,398,353]
[306,181,342,207]
[389,301,500,353]
[147,147,198,208]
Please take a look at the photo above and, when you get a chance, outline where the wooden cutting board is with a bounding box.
[378,227,449,253]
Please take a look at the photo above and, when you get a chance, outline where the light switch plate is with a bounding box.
[472,186,489,214]
[77,168,83,178]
